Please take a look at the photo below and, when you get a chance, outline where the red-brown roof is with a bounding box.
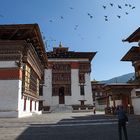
[47,50,96,61]
[103,83,139,90]
[121,46,140,61]
[0,24,48,67]
[123,27,140,43]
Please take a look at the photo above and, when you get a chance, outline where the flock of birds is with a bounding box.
[45,2,136,48]
[102,3,135,21]
[0,2,136,50]
[48,2,136,25]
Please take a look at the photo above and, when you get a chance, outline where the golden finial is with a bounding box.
[59,42,63,48]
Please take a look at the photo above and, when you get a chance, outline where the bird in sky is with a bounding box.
[132,6,135,9]
[105,18,108,21]
[87,13,93,19]
[103,5,106,9]
[69,7,74,10]
[129,4,132,7]
[117,15,121,19]
[87,13,90,16]
[74,25,79,30]
[110,3,113,7]
[60,16,64,19]
[104,16,108,21]
[49,20,53,23]
[90,15,93,19]
[125,4,128,6]
[118,5,122,9]
[125,12,129,15]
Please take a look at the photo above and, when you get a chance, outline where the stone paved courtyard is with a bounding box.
[0,112,140,140]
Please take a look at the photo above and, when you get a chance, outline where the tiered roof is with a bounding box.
[121,46,140,61]
[47,44,96,61]
[123,27,140,42]
[0,24,48,67]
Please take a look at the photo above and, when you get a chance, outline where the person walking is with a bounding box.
[116,105,128,140]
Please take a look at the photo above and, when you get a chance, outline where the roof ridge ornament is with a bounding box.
[59,42,63,48]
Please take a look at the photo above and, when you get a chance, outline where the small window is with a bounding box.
[80,85,85,95]
[39,85,43,96]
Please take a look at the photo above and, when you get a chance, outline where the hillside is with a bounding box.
[100,73,135,84]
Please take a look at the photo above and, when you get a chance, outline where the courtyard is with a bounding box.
[0,112,140,140]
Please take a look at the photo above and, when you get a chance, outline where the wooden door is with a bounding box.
[59,87,65,104]
[122,95,128,111]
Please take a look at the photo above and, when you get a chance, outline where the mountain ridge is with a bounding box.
[100,73,135,84]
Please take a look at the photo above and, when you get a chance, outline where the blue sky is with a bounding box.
[0,0,139,81]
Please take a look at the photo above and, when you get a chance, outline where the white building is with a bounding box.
[40,44,96,112]
[0,24,48,117]
[121,27,140,115]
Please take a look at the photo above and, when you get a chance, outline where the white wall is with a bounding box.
[0,61,17,68]
[84,73,93,105]
[18,97,40,118]
[0,80,19,111]
[0,79,24,117]
[71,71,93,105]
[65,96,72,105]
[42,69,52,106]
[43,64,93,107]
[71,69,80,105]
[132,98,140,115]
[131,88,140,115]
[0,61,19,117]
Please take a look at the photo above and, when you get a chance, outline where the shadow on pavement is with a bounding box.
[15,114,140,140]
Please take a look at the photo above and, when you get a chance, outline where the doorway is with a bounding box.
[59,87,65,104]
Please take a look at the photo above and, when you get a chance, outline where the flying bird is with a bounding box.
[74,25,79,30]
[117,15,121,18]
[90,15,93,18]
[104,16,108,21]
[132,6,135,9]
[110,3,113,7]
[129,4,132,7]
[125,4,128,6]
[103,5,106,9]
[69,7,74,10]
[105,18,108,21]
[60,16,64,19]
[125,12,129,15]
[87,13,93,19]
[118,5,122,9]
[49,20,53,23]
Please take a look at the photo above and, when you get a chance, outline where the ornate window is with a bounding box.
[79,73,85,83]
[24,65,31,92]
[23,64,40,96]
[37,79,39,95]
[79,63,91,73]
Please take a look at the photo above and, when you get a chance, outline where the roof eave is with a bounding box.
[123,27,140,43]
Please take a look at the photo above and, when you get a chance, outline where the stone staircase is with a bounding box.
[51,105,72,113]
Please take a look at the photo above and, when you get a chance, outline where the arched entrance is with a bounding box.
[59,87,65,104]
